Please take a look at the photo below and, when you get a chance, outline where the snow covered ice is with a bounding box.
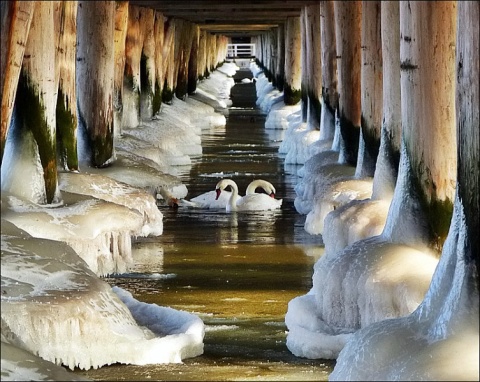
[1,62,239,379]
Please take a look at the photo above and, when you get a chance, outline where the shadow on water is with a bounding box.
[77,68,333,381]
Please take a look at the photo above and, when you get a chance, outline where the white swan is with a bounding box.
[215,179,282,212]
[189,179,278,209]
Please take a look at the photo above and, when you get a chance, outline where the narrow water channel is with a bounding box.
[78,68,334,381]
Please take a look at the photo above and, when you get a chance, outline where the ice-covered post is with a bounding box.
[113,1,128,136]
[306,3,322,131]
[187,25,200,95]
[76,0,115,168]
[205,33,215,77]
[54,1,78,172]
[139,7,155,120]
[152,11,164,115]
[15,1,58,203]
[330,4,478,379]
[355,1,382,178]
[334,1,362,166]
[175,20,195,100]
[269,28,278,86]
[161,18,175,104]
[275,23,286,91]
[197,30,207,81]
[122,5,142,128]
[215,35,226,68]
[263,31,275,82]
[454,1,479,281]
[0,1,34,165]
[300,7,308,121]
[371,1,402,200]
[383,1,457,251]
[284,16,302,106]
[319,0,338,140]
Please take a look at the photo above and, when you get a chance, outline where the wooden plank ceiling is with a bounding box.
[130,0,319,38]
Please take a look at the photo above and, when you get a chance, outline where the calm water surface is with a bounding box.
[77,69,333,381]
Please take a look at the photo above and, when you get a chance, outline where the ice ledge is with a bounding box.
[1,222,204,373]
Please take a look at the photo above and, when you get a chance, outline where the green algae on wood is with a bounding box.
[56,88,78,171]
[16,71,58,203]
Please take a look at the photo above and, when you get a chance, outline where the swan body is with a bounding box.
[190,179,278,209]
[190,189,242,209]
[215,179,282,212]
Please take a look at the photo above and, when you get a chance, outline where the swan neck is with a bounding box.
[228,180,238,211]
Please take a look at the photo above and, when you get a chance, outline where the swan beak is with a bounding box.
[269,192,275,198]
[215,188,221,200]
[169,198,179,208]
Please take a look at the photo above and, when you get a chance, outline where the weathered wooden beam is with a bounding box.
[0,1,35,165]
[356,0,382,178]
[334,1,362,166]
[76,1,115,168]
[17,1,58,203]
[284,16,302,105]
[319,0,338,141]
[54,0,79,172]
[130,0,319,11]
[371,0,401,201]
[113,1,129,135]
[385,1,457,250]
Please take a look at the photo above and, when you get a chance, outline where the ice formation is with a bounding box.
[330,197,479,381]
[1,221,204,371]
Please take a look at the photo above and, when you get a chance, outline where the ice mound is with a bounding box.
[77,153,188,201]
[322,198,391,255]
[2,170,164,276]
[330,200,479,380]
[58,172,163,237]
[1,222,204,371]
[304,177,374,235]
[286,235,439,359]
[294,162,356,216]
[2,192,140,276]
[264,101,302,130]
[195,67,236,109]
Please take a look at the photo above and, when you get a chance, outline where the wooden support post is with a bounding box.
[334,1,362,166]
[284,16,302,106]
[356,0,383,178]
[0,1,35,165]
[76,1,115,168]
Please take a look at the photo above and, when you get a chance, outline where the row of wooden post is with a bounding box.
[0,1,228,203]
[253,1,469,252]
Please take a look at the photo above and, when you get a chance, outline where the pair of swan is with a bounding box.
[215,179,282,212]
[161,179,282,212]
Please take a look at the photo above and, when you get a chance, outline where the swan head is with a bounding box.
[215,179,238,200]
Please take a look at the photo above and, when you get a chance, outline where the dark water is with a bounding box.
[77,69,333,381]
